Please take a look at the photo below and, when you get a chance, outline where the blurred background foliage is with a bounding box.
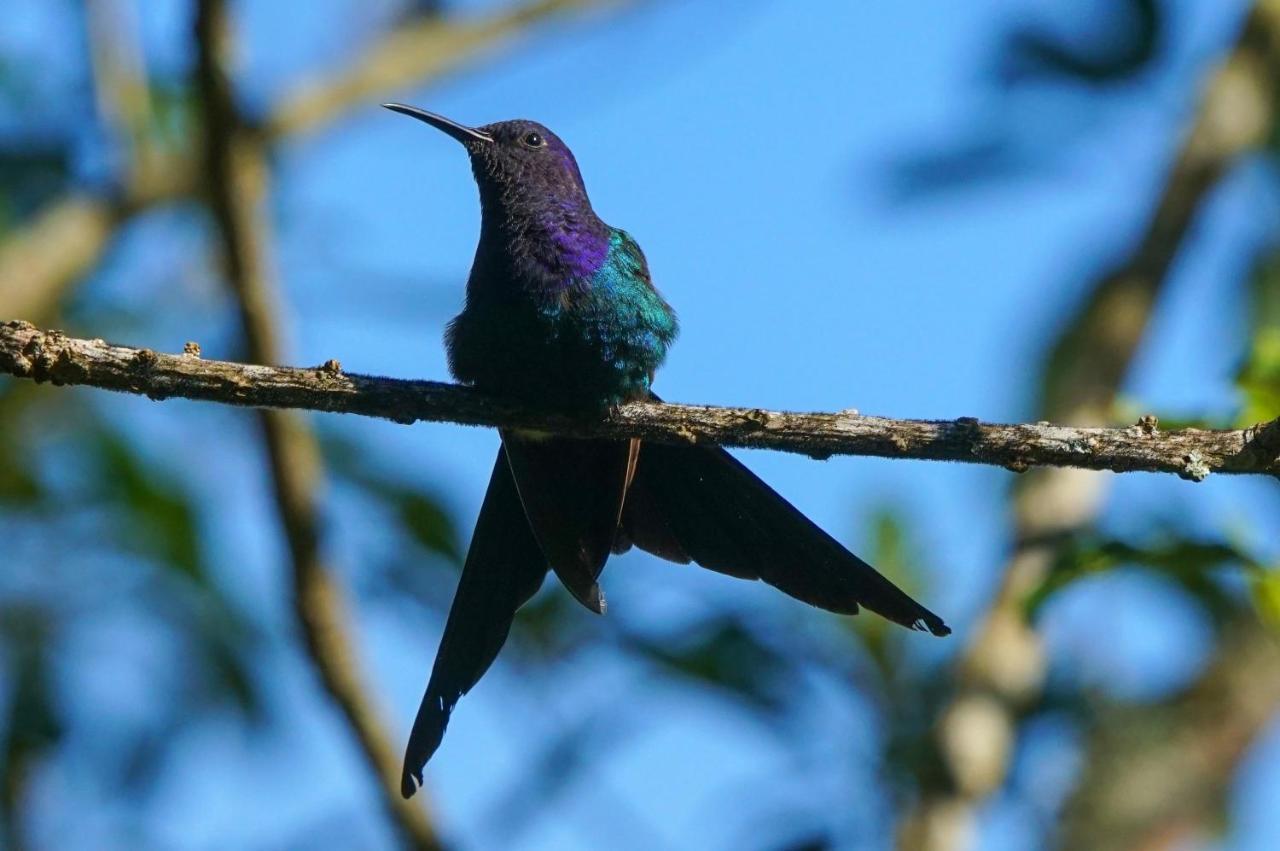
[1,0,1279,850]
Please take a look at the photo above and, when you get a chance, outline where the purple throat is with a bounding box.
[550,222,609,279]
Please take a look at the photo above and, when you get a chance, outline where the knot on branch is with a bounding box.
[1003,457,1030,474]
[12,328,90,387]
[1180,451,1212,482]
[673,425,699,445]
[1246,418,1280,465]
[130,347,171,401]
[0,322,35,378]
[951,415,984,457]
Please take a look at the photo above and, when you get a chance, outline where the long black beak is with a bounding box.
[382,103,492,145]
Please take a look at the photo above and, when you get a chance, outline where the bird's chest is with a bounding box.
[449,263,671,407]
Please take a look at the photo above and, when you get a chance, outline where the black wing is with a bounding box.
[401,446,549,798]
[500,430,637,614]
[617,404,949,635]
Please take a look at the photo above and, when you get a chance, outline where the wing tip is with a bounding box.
[570,582,608,614]
[914,613,951,637]
[401,767,423,799]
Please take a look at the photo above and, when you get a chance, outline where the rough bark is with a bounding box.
[2,320,1277,480]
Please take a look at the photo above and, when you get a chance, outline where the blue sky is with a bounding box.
[6,0,1280,848]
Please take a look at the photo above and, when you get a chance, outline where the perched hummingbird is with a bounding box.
[383,103,951,799]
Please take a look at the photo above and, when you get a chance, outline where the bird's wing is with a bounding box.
[500,430,637,614]
[401,446,549,798]
[617,397,950,636]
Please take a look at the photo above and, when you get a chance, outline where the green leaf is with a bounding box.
[90,429,205,584]
[1249,568,1280,634]
[181,598,264,718]
[0,605,63,778]
[997,0,1160,85]
[319,430,462,565]
[504,587,583,659]
[0,445,40,505]
[1111,398,1236,432]
[1027,532,1259,620]
[1237,252,1280,423]
[1238,328,1280,424]
[840,507,933,675]
[0,386,46,507]
[0,146,70,220]
[76,428,265,716]
[389,488,462,564]
[145,80,199,150]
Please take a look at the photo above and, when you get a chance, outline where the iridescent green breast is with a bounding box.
[447,228,677,409]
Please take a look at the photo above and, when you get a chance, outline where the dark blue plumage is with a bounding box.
[383,104,950,799]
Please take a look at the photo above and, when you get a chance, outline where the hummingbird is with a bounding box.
[383,103,951,799]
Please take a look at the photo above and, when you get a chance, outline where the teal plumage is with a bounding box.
[448,227,677,408]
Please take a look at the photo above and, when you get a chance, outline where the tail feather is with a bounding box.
[620,440,950,636]
[501,431,636,613]
[403,401,950,796]
[401,446,549,798]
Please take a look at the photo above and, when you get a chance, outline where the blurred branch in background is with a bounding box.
[0,197,124,326]
[267,0,618,138]
[888,0,1165,194]
[2,320,1278,478]
[0,0,638,846]
[192,1,441,848]
[0,0,625,328]
[1239,247,1280,427]
[85,0,157,180]
[997,0,1160,86]
[0,0,160,328]
[1059,613,1280,851]
[898,5,1280,850]
[3,1,1279,848]
[0,605,60,851]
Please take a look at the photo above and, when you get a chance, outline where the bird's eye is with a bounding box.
[521,131,545,148]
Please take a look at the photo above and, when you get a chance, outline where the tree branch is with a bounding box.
[0,197,118,327]
[1058,614,1280,851]
[265,0,626,139]
[898,5,1280,849]
[193,2,443,848]
[2,321,1276,479]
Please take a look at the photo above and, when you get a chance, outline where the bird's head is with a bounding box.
[383,104,591,212]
